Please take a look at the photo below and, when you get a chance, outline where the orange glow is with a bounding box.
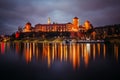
[52,44,55,61]
[24,43,32,63]
[26,23,31,30]
[86,43,90,54]
[69,43,80,69]
[72,17,79,29]
[15,32,20,38]
[83,44,89,67]
[22,17,94,33]
[97,43,100,56]
[58,43,61,60]
[60,43,63,62]
[37,43,79,69]
[72,43,76,69]
[16,43,110,69]
[25,50,31,63]
[33,43,35,55]
[64,44,68,61]
[54,43,57,59]
[77,44,80,68]
[103,44,106,59]
[42,43,51,67]
[93,44,96,60]
[47,45,51,68]
[84,20,91,30]
[1,42,5,54]
[84,53,89,67]
[81,44,84,58]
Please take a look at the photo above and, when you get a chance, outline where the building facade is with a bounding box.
[22,17,92,33]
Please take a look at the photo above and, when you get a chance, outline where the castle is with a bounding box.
[14,17,94,40]
[22,17,93,33]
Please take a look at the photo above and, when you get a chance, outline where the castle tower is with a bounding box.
[25,22,31,30]
[23,22,32,32]
[72,17,79,31]
[84,20,92,30]
[48,17,51,24]
[72,17,79,27]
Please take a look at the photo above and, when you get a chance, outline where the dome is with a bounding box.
[85,20,90,23]
[26,22,31,26]
[73,17,78,19]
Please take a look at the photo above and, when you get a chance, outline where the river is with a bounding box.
[0,42,120,80]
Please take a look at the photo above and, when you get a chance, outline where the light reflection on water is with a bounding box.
[0,42,119,69]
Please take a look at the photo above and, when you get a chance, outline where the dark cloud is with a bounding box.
[76,0,120,11]
[0,0,120,34]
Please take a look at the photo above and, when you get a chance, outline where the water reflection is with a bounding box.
[114,44,119,62]
[0,42,119,69]
[0,42,10,54]
[103,44,106,59]
[0,42,5,54]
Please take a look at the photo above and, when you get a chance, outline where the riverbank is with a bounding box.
[108,39,120,44]
[1,38,105,44]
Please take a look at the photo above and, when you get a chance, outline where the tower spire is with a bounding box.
[48,17,51,24]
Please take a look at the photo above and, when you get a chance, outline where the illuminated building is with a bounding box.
[22,17,93,33]
[23,22,33,32]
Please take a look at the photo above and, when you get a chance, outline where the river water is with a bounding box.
[0,42,120,80]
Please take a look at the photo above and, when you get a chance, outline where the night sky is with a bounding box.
[0,0,120,34]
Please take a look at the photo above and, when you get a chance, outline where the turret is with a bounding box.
[23,22,32,32]
[84,20,92,30]
[72,17,79,31]
[25,22,31,30]
[72,17,79,27]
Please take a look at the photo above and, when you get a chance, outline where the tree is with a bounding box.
[18,26,23,32]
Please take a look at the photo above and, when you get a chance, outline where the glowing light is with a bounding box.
[24,43,32,63]
[86,43,90,54]
[52,43,55,61]
[103,44,106,59]
[60,43,63,62]
[83,44,89,67]
[93,44,96,60]
[47,44,51,68]
[97,43,100,56]
[1,42,5,54]
[12,42,110,69]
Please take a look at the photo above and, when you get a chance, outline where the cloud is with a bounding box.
[0,0,120,34]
